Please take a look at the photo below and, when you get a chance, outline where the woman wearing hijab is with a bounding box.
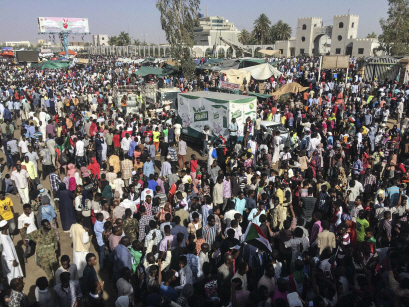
[87,157,101,179]
[55,182,76,232]
[69,177,76,192]
[67,163,76,177]
[101,185,113,199]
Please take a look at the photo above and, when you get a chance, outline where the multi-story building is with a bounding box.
[93,34,109,46]
[193,16,240,47]
[5,41,31,47]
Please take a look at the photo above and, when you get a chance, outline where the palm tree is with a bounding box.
[271,20,292,42]
[367,32,377,38]
[108,36,117,46]
[253,14,271,45]
[237,29,252,45]
[116,31,131,46]
[133,39,141,46]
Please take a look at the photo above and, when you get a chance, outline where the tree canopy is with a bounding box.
[379,0,409,55]
[156,0,200,80]
[108,32,131,46]
[253,14,271,45]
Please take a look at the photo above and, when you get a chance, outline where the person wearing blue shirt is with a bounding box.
[159,271,179,302]
[386,179,400,206]
[234,192,246,215]
[109,237,132,283]
[3,107,11,121]
[94,213,106,269]
[143,157,155,178]
[248,203,266,226]
[95,135,103,166]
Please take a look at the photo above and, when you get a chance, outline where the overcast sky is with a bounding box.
[0,0,389,44]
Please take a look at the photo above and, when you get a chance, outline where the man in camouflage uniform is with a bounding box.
[123,208,138,243]
[23,219,58,280]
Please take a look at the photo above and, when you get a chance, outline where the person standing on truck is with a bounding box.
[201,125,210,157]
[229,118,238,149]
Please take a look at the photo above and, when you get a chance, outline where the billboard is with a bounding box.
[38,17,89,34]
[322,55,350,69]
[16,51,39,63]
[2,47,12,51]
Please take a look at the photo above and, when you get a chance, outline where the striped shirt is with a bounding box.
[203,225,217,247]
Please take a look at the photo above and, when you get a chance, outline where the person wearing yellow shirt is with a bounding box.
[0,192,15,235]
[152,127,161,151]
[21,156,38,187]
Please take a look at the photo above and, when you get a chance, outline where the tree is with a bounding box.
[238,29,252,45]
[253,13,271,45]
[271,20,292,43]
[366,32,377,38]
[116,32,131,46]
[133,39,141,46]
[156,0,200,80]
[379,0,409,55]
[108,36,117,46]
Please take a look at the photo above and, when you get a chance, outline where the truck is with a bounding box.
[113,85,142,115]
[177,91,257,142]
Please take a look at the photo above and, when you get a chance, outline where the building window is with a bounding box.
[336,48,341,54]
[339,22,344,28]
[338,35,342,41]
[358,48,364,54]
[302,24,307,30]
[351,22,355,28]
[279,49,283,54]
[102,37,104,40]
[314,24,317,27]
[301,36,305,42]
[300,48,305,54]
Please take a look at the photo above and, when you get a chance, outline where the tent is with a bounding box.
[241,63,282,80]
[58,50,78,56]
[258,49,280,56]
[135,66,176,78]
[1,51,14,58]
[272,82,309,99]
[32,60,70,69]
[220,68,251,86]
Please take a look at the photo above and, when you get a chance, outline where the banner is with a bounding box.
[220,81,240,90]
[2,47,12,51]
[38,17,89,34]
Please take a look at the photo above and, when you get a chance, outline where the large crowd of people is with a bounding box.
[0,53,408,307]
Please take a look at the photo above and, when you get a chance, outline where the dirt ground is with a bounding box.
[3,115,398,304]
[0,119,207,305]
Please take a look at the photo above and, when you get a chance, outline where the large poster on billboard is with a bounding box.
[38,17,89,34]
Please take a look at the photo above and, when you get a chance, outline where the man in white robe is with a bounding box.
[69,216,91,278]
[0,220,23,284]
[159,157,172,178]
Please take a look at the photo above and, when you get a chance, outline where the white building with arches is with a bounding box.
[275,14,380,58]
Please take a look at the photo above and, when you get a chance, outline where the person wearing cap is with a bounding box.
[0,219,23,284]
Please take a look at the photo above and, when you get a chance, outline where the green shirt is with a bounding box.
[356,217,369,242]
[163,129,169,137]
[130,248,143,273]
[105,133,113,145]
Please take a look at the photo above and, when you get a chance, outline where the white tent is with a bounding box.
[241,63,282,80]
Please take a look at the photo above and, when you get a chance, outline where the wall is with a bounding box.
[330,15,359,55]
[295,17,322,56]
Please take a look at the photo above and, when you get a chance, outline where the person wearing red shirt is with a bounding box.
[113,130,121,155]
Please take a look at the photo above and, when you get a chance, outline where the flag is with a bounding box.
[243,223,272,253]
